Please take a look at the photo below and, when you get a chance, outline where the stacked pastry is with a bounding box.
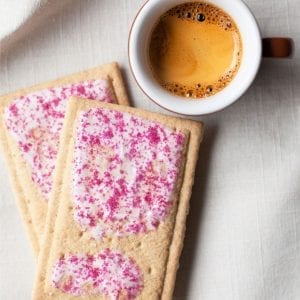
[0,62,203,299]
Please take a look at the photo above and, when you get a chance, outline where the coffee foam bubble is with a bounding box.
[161,67,239,99]
[166,2,237,31]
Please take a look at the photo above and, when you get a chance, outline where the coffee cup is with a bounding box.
[128,0,292,115]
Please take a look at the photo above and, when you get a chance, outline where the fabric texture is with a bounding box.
[0,0,299,299]
[0,0,71,53]
[0,0,46,40]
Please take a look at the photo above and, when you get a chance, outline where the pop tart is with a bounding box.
[33,98,203,299]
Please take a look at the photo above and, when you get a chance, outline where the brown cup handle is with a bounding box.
[262,38,293,58]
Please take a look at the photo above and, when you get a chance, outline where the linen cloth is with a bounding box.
[0,0,299,299]
[0,0,72,53]
[0,0,46,40]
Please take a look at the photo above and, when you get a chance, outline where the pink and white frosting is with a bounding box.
[51,249,143,299]
[73,108,185,239]
[4,80,115,201]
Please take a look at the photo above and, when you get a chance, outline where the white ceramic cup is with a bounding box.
[128,0,266,115]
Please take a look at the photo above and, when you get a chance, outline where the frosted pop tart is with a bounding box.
[33,98,203,299]
[0,63,129,256]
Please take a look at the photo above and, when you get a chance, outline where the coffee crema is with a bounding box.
[149,2,243,99]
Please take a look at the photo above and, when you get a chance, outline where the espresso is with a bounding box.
[149,2,242,99]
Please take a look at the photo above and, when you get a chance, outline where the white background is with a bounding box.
[0,0,299,299]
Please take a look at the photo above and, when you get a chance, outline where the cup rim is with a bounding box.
[128,0,262,116]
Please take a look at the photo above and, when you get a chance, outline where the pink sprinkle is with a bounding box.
[52,98,60,106]
[175,133,185,146]
[42,102,51,111]
[9,104,18,116]
[144,192,153,205]
[147,126,161,144]
[76,86,86,94]
[20,142,31,153]
[107,196,119,212]
[103,129,114,139]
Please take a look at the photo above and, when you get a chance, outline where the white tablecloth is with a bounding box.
[0,1,299,299]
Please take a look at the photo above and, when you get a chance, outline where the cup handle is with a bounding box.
[262,38,293,58]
